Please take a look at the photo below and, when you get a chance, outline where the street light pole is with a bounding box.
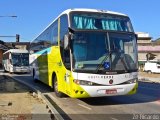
[0,15,18,42]
[0,15,17,18]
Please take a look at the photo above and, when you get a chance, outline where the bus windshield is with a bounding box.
[72,32,138,73]
[71,12,133,32]
[11,53,29,66]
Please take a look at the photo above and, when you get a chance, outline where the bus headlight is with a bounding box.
[74,79,93,86]
[126,78,138,84]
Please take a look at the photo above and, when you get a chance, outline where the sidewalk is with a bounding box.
[0,72,51,120]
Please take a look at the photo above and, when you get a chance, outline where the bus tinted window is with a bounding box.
[51,20,58,45]
[30,20,58,53]
[71,12,133,32]
[60,14,68,42]
[12,53,29,66]
[60,14,70,69]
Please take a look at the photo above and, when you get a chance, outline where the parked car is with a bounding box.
[143,62,160,73]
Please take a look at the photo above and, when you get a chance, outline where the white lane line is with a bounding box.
[78,104,92,110]
[110,117,119,120]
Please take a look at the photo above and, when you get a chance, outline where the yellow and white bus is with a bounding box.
[30,8,138,98]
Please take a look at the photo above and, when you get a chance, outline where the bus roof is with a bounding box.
[31,8,128,43]
[3,49,28,54]
[61,8,127,16]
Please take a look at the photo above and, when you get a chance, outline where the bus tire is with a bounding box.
[53,76,64,98]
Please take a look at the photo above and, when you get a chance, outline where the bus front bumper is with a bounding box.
[71,82,138,98]
[13,67,30,73]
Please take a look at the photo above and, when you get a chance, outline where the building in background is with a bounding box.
[5,42,30,50]
[0,41,8,68]
[137,32,160,70]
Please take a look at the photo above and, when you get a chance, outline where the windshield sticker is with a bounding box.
[103,61,110,69]
[75,63,84,69]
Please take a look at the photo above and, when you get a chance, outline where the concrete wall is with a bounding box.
[15,45,27,50]
[137,40,151,44]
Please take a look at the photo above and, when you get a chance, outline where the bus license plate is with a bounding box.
[106,89,117,94]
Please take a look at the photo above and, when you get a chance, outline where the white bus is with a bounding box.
[30,8,138,98]
[3,49,29,73]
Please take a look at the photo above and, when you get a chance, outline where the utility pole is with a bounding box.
[16,34,20,42]
[0,35,20,42]
[0,15,17,18]
[0,15,18,42]
[0,15,18,68]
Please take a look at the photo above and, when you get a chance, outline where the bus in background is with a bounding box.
[3,49,29,73]
[30,8,138,98]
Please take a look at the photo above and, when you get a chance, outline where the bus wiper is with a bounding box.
[95,54,109,73]
[120,54,130,72]
[116,53,130,72]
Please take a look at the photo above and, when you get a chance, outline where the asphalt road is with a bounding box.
[2,72,160,120]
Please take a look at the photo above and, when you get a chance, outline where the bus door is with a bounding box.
[37,50,49,84]
[59,15,72,95]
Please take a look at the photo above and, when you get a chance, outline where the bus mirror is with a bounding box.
[64,34,69,50]
[29,50,33,54]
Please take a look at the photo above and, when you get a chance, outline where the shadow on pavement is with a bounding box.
[80,82,160,106]
[0,75,32,94]
[9,73,53,94]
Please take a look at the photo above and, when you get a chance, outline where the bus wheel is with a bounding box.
[53,76,64,98]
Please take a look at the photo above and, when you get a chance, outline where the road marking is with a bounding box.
[110,117,119,120]
[78,104,92,110]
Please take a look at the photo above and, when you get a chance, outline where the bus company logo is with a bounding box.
[88,75,113,79]
[109,79,113,84]
[125,74,132,78]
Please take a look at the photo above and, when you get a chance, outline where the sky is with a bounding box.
[0,0,160,42]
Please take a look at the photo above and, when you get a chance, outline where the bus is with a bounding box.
[30,8,138,98]
[3,49,29,73]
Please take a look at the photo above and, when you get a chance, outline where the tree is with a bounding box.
[146,53,156,60]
